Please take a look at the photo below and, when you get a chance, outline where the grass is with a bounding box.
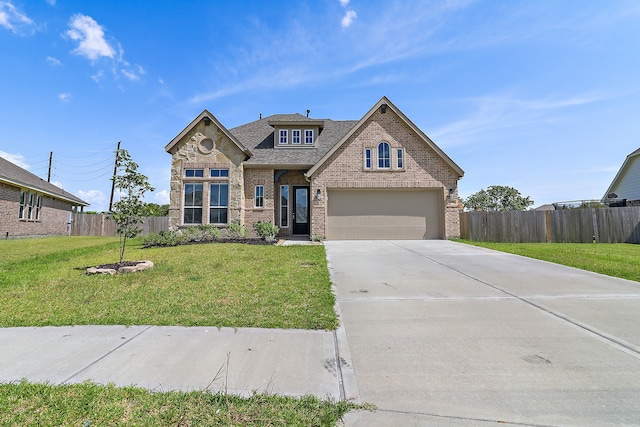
[458,240,640,282]
[0,380,367,426]
[0,236,338,329]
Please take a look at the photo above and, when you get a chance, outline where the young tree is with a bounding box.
[462,185,533,211]
[109,149,155,263]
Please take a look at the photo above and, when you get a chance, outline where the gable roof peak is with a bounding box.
[164,110,253,156]
[306,96,464,178]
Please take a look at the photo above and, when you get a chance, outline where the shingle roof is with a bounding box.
[0,156,88,206]
[230,115,358,167]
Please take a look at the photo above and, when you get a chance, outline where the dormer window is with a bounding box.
[279,129,288,144]
[292,129,301,144]
[305,129,314,145]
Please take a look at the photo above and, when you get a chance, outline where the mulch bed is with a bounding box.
[96,261,143,270]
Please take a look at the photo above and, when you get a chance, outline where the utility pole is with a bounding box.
[108,141,121,212]
[47,151,53,182]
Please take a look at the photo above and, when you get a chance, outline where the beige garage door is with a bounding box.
[326,189,443,240]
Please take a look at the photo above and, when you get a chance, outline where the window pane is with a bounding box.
[210,208,228,224]
[210,169,229,177]
[280,186,289,227]
[255,185,264,208]
[185,184,203,206]
[397,149,404,168]
[305,130,314,144]
[378,142,390,168]
[210,183,228,207]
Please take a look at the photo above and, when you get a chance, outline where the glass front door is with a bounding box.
[292,186,310,235]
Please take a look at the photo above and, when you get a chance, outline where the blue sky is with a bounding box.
[1,0,639,211]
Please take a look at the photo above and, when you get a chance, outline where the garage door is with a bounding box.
[326,189,443,240]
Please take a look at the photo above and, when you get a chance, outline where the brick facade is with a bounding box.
[309,109,461,239]
[243,168,275,236]
[0,182,74,238]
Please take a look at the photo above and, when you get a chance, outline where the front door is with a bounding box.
[292,186,310,235]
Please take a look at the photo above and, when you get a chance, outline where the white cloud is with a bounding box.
[91,69,104,83]
[50,180,63,189]
[45,0,55,5]
[341,10,357,28]
[430,92,604,147]
[153,189,170,204]
[66,14,115,60]
[0,1,35,34]
[77,189,107,210]
[0,150,28,168]
[121,64,145,81]
[58,92,71,102]
[46,56,62,66]
[339,0,349,6]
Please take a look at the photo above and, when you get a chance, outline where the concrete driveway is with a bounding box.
[326,240,640,426]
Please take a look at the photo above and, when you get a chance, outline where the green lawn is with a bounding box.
[0,236,338,329]
[0,380,366,427]
[458,240,640,282]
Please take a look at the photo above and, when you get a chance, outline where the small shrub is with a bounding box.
[176,226,199,244]
[228,220,249,238]
[254,221,279,242]
[141,230,180,247]
[311,235,324,242]
[198,224,221,241]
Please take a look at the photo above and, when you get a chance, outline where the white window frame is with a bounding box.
[279,129,288,145]
[19,190,42,221]
[292,129,301,145]
[304,129,314,145]
[378,142,391,169]
[185,168,204,178]
[364,148,372,169]
[209,182,229,224]
[280,185,289,228]
[397,148,404,169]
[255,185,264,208]
[210,168,229,177]
[183,183,203,224]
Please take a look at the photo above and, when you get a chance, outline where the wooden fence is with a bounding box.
[460,207,640,243]
[71,213,169,237]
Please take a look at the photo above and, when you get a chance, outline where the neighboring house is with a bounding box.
[165,96,464,240]
[0,156,88,238]
[603,148,640,206]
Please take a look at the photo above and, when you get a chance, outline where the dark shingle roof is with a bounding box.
[0,156,88,205]
[230,115,358,167]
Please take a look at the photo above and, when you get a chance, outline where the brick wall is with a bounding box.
[310,108,462,238]
[243,168,274,237]
[0,182,74,238]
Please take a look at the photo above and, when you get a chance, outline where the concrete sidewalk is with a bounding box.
[0,325,343,398]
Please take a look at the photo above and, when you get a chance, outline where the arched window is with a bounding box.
[378,142,390,168]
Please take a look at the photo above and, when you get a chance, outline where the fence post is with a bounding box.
[591,209,599,243]
[545,210,551,243]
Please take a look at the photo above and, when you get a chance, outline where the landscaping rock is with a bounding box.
[86,261,154,275]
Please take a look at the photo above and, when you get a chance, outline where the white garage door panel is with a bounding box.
[327,189,443,240]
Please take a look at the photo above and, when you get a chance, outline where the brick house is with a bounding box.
[0,156,88,238]
[165,96,464,239]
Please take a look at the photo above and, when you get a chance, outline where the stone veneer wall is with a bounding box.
[0,182,75,237]
[310,108,461,239]
[167,121,247,228]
